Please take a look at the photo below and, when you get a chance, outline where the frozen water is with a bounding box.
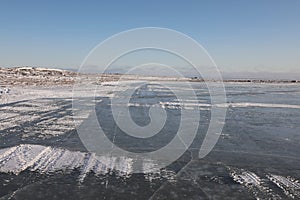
[0,81,300,199]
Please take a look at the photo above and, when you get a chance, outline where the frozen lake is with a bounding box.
[0,82,300,199]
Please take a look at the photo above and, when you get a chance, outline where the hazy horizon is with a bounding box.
[2,65,300,80]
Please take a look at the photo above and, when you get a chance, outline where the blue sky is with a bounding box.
[0,0,299,74]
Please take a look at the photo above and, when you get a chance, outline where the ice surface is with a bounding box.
[1,81,300,199]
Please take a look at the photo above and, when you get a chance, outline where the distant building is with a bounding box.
[0,87,10,95]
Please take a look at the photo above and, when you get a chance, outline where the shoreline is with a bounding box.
[0,67,299,87]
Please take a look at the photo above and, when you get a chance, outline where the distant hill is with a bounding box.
[1,66,299,84]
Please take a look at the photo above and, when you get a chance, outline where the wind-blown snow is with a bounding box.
[230,168,300,199]
[0,144,168,182]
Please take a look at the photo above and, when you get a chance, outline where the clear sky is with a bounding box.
[0,0,299,74]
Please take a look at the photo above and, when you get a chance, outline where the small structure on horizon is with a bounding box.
[0,87,10,96]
